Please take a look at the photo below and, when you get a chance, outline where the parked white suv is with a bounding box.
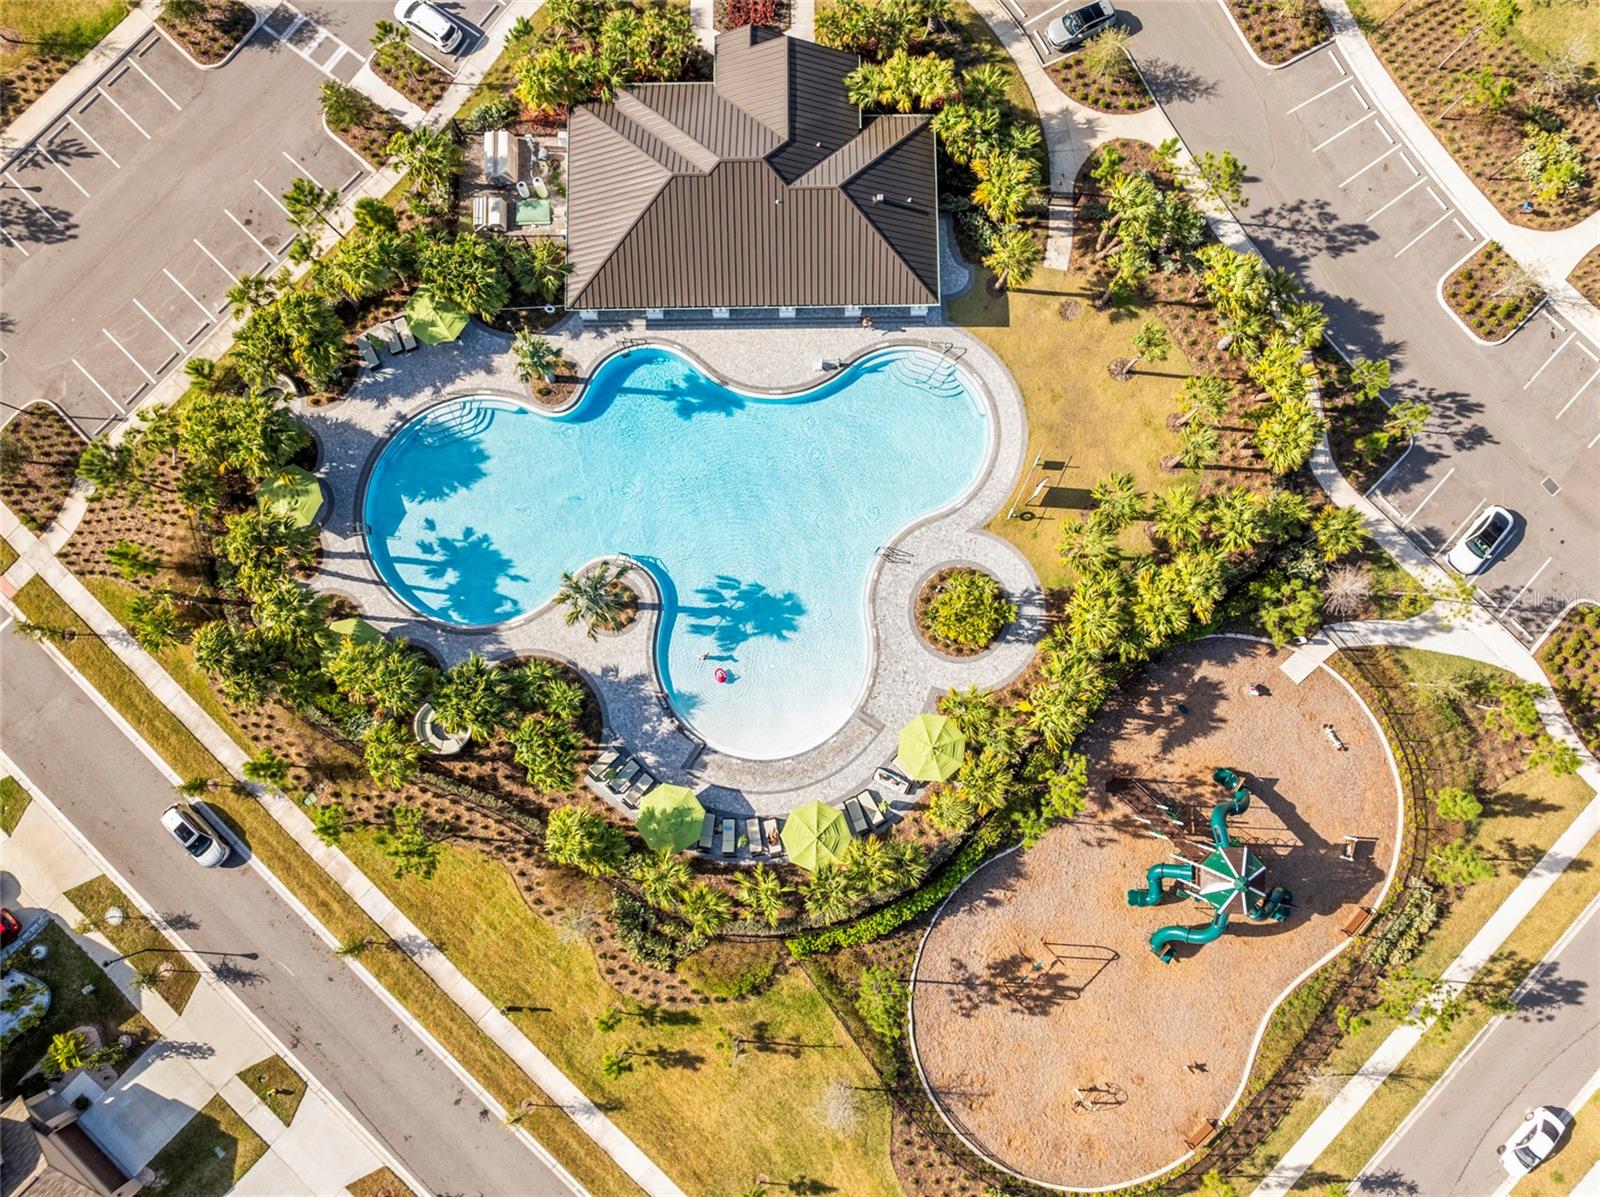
[160,803,230,868]
[1445,505,1514,575]
[393,0,462,53]
[1498,1107,1568,1179]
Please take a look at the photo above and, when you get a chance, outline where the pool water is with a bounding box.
[362,346,990,760]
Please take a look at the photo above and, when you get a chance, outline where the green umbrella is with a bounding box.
[780,801,850,872]
[404,288,470,344]
[896,713,966,781]
[636,785,704,853]
[258,466,324,528]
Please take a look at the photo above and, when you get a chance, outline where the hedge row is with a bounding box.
[786,820,1009,958]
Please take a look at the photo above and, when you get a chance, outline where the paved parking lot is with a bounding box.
[0,19,371,437]
[1108,0,1599,643]
[997,0,1076,66]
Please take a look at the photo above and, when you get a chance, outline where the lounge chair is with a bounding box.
[395,316,418,352]
[858,791,887,829]
[698,813,716,852]
[358,336,380,369]
[606,758,639,795]
[746,817,764,856]
[762,817,782,856]
[874,766,912,797]
[844,797,869,836]
[585,748,620,782]
[720,818,736,857]
[623,771,656,809]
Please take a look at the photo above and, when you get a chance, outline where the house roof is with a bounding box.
[566,27,940,310]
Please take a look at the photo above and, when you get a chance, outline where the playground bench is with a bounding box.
[1185,1120,1218,1150]
[1341,906,1373,937]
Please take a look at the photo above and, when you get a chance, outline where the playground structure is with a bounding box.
[1125,767,1294,963]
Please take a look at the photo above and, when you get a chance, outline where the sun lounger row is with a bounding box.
[586,748,655,808]
[696,812,784,859]
[358,318,417,368]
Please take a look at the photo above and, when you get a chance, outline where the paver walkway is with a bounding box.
[0,762,407,1194]
[0,501,683,1197]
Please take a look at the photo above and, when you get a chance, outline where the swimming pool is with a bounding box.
[362,346,991,760]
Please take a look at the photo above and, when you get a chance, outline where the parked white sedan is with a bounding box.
[1445,505,1514,575]
[393,0,462,53]
[1498,1106,1568,1179]
[160,803,230,868]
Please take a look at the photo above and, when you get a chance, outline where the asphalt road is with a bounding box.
[1357,895,1600,1195]
[0,625,579,1197]
[1090,1,1600,644]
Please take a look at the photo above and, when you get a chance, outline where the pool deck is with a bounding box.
[300,315,1043,819]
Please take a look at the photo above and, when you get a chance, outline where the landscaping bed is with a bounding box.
[145,1094,267,1195]
[1443,240,1543,341]
[372,42,451,111]
[714,0,790,31]
[1051,44,1153,113]
[1225,0,1330,65]
[0,405,81,534]
[0,920,158,1101]
[64,876,198,1013]
[1570,242,1600,308]
[0,0,128,129]
[1536,603,1600,756]
[913,566,1014,656]
[157,0,255,65]
[1362,0,1600,228]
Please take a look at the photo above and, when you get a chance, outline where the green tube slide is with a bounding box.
[1150,910,1230,962]
[1127,862,1194,907]
[1210,784,1251,849]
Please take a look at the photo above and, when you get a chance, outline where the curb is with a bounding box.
[154,4,269,73]
[1434,242,1544,349]
[1213,0,1332,73]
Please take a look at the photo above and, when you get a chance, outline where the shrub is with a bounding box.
[611,892,704,970]
[856,967,910,1043]
[924,569,1015,649]
[678,940,781,998]
[1519,129,1587,202]
[461,93,520,132]
[1433,786,1482,823]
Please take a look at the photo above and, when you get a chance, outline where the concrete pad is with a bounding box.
[81,1065,212,1172]
[266,1091,382,1191]
[1280,639,1336,684]
[227,1148,317,1197]
[166,982,272,1087]
[5,805,100,903]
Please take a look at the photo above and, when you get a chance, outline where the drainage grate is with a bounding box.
[1542,476,1561,496]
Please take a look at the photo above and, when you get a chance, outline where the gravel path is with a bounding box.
[910,637,1401,1189]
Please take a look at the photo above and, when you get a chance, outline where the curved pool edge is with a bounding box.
[305,321,1045,798]
[905,634,1409,1193]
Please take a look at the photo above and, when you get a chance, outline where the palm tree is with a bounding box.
[1348,356,1391,401]
[328,638,435,718]
[1174,373,1232,428]
[972,151,1038,224]
[803,866,857,923]
[1254,398,1324,475]
[884,840,928,889]
[1090,471,1145,529]
[1131,565,1191,648]
[1313,506,1370,560]
[225,272,278,318]
[510,713,582,791]
[556,561,634,639]
[1280,301,1327,349]
[937,685,1005,743]
[982,227,1042,290]
[372,19,420,82]
[385,126,460,213]
[1123,321,1171,376]
[1171,549,1226,623]
[680,884,733,937]
[1209,489,1265,556]
[1066,573,1129,658]
[1057,515,1120,576]
[320,79,375,130]
[128,588,182,652]
[362,718,425,788]
[733,864,786,928]
[842,837,898,896]
[961,63,1007,107]
[632,850,691,910]
[431,654,515,740]
[513,332,563,385]
[845,62,883,109]
[283,176,341,260]
[1150,485,1205,549]
[545,805,628,877]
[1178,420,1220,470]
[242,750,292,788]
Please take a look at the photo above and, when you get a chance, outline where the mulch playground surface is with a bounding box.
[910,637,1399,1189]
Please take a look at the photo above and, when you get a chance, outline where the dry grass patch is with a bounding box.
[237,1054,306,1125]
[0,0,128,127]
[348,1167,420,1197]
[145,1094,267,1195]
[64,876,197,1013]
[0,775,31,835]
[0,405,81,534]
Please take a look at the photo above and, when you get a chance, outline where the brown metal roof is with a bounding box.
[566,29,939,311]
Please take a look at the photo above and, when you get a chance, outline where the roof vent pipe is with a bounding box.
[872,193,884,203]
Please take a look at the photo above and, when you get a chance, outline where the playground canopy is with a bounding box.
[1193,845,1267,917]
[404,289,470,344]
[780,801,850,871]
[259,466,324,528]
[636,785,705,852]
[897,713,966,781]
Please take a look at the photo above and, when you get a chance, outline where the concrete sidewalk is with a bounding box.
[0,762,410,1194]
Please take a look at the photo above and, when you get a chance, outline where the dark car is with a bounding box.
[0,908,21,948]
[1044,0,1118,51]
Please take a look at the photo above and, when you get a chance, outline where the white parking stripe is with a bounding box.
[1589,427,1600,449]
[128,58,182,111]
[225,208,277,263]
[1365,177,1427,222]
[1393,209,1454,257]
[1354,89,1370,111]
[35,147,89,198]
[131,297,187,356]
[1501,557,1552,614]
[324,45,349,73]
[1339,144,1400,188]
[1525,333,1576,390]
[64,114,119,168]
[1376,121,1392,143]
[1441,498,1488,554]
[0,225,30,257]
[1450,217,1475,242]
[282,150,321,187]
[1312,110,1376,153]
[1286,77,1353,114]
[1331,52,1346,76]
[1558,365,1600,419]
[1542,309,1568,335]
[103,328,158,384]
[72,358,125,411]
[1402,466,1454,526]
[254,179,292,215]
[5,174,63,229]
[163,267,215,322]
[93,85,151,139]
[193,237,238,286]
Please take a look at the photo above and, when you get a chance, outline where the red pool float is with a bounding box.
[714,668,728,684]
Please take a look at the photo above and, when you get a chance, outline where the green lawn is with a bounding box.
[0,775,31,835]
[237,1054,306,1126]
[338,830,900,1197]
[64,876,198,1013]
[144,1095,267,1196]
[1363,541,1433,620]
[0,0,128,123]
[0,920,158,1101]
[953,266,1189,588]
[0,540,17,573]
